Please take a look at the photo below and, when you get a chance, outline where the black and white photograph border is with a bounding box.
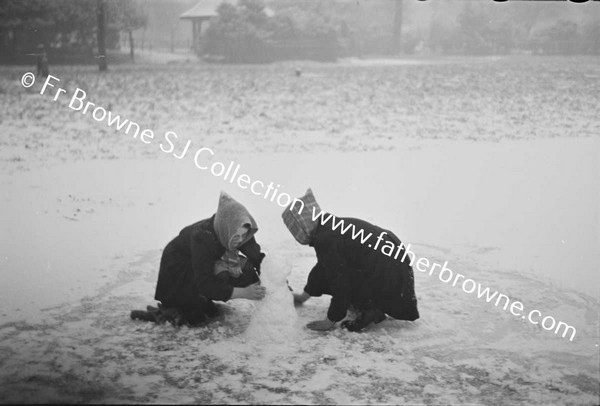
[0,0,599,404]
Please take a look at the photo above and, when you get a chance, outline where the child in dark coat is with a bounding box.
[283,189,419,332]
[131,192,266,326]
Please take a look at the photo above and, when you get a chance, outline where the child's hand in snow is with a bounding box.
[293,291,310,306]
[231,283,266,300]
[307,318,336,331]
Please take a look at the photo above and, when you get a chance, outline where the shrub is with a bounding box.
[531,20,580,55]
[204,1,271,63]
[204,0,339,63]
[581,20,600,55]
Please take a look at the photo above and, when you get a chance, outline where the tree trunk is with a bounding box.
[392,0,403,55]
[97,0,108,71]
[192,20,197,54]
[170,27,174,53]
[129,30,135,61]
[10,29,17,60]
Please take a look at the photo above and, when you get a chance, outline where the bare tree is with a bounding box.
[97,0,107,71]
[392,0,403,54]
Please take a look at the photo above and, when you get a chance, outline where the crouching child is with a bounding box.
[283,189,419,332]
[131,192,266,327]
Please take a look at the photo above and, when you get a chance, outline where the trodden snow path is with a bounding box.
[1,138,598,324]
[0,245,596,404]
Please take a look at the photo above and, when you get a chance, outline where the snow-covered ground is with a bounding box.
[0,56,598,404]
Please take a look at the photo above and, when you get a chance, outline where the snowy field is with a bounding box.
[0,56,598,404]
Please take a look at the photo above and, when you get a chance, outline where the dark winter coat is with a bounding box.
[154,215,264,310]
[303,217,419,323]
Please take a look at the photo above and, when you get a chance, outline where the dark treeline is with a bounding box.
[201,0,600,62]
[0,0,598,65]
[424,0,600,55]
[0,0,146,64]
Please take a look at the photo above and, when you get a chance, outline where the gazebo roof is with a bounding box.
[180,0,274,20]
[180,0,232,20]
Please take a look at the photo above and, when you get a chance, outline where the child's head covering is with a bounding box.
[214,192,257,276]
[281,188,321,245]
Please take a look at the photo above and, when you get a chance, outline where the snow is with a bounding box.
[0,56,598,404]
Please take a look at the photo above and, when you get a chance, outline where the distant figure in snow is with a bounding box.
[131,192,266,326]
[36,44,49,78]
[283,189,419,332]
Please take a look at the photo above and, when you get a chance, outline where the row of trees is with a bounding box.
[431,5,600,55]
[0,0,146,66]
[203,0,342,62]
[0,0,597,65]
[203,0,599,62]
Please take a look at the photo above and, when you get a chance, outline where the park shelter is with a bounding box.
[180,0,274,56]
[180,0,225,54]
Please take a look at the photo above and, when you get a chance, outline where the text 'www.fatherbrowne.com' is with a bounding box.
[293,203,577,342]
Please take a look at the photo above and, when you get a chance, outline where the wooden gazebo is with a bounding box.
[181,0,274,56]
[180,0,231,55]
